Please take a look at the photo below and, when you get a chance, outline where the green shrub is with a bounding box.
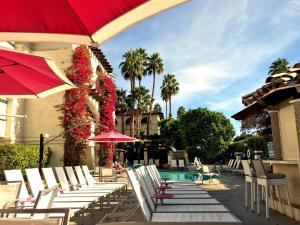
[0,144,51,180]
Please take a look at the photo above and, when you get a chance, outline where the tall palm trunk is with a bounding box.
[169,95,172,118]
[147,72,156,137]
[165,100,168,118]
[130,79,135,136]
[121,112,125,134]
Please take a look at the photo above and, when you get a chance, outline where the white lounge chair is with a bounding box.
[170,160,177,169]
[148,159,154,165]
[139,160,144,166]
[137,167,213,201]
[154,159,160,167]
[0,208,70,225]
[0,181,21,209]
[127,170,241,223]
[178,159,185,169]
[25,168,95,222]
[81,165,126,191]
[43,167,111,207]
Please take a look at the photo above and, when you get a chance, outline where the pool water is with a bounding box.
[159,170,202,181]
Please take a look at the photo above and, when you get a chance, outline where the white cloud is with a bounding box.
[206,97,241,111]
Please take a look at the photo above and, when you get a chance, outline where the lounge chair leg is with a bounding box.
[245,181,248,209]
[266,185,269,220]
[285,182,293,218]
[257,183,260,215]
[276,185,283,215]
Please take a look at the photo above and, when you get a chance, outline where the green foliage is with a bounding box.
[0,144,51,179]
[228,135,268,158]
[158,118,185,149]
[268,58,289,75]
[180,108,235,162]
[177,106,186,118]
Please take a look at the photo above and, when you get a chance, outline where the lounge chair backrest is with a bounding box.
[81,165,95,185]
[235,159,241,169]
[178,159,185,168]
[252,160,266,177]
[203,165,210,173]
[171,159,177,168]
[25,168,45,198]
[101,168,113,177]
[33,185,58,219]
[42,168,58,189]
[154,159,159,166]
[140,160,144,166]
[227,159,233,168]
[150,165,161,186]
[231,160,237,169]
[136,167,156,195]
[74,166,87,186]
[146,166,160,187]
[135,168,156,211]
[126,170,151,222]
[54,167,71,192]
[241,160,253,176]
[65,167,79,189]
[148,159,154,165]
[133,160,138,165]
[0,181,21,209]
[4,170,29,199]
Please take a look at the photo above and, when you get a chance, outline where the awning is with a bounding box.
[232,84,300,120]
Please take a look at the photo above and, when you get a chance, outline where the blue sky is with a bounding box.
[101,0,300,135]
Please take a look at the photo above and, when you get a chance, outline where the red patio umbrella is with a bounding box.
[88,130,137,143]
[0,0,189,45]
[0,47,75,98]
[88,130,137,166]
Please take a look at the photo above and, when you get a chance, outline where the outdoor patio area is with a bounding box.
[76,173,300,225]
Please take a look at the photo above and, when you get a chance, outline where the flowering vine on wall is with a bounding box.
[58,45,92,166]
[96,69,117,167]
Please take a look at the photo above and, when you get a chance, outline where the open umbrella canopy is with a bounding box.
[0,0,189,45]
[88,130,137,143]
[0,47,75,98]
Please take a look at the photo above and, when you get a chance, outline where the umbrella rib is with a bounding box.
[63,0,95,44]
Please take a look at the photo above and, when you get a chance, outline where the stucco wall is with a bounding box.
[279,104,300,160]
[115,113,161,136]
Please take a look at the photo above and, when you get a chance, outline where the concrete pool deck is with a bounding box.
[69,171,299,225]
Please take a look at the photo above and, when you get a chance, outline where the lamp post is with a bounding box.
[39,133,49,170]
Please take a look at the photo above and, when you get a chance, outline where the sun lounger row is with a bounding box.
[3,165,127,224]
[127,165,241,224]
[170,159,185,169]
[224,159,244,175]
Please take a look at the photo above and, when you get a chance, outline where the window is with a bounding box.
[0,99,7,137]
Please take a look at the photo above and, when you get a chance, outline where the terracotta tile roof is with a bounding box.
[89,46,113,73]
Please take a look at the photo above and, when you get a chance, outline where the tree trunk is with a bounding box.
[169,95,172,118]
[165,100,168,118]
[147,72,156,137]
[121,112,125,134]
[130,78,135,137]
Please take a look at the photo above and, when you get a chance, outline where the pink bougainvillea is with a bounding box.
[59,46,92,166]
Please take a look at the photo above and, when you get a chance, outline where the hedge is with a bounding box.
[227,136,268,159]
[0,144,51,180]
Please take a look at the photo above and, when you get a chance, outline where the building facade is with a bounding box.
[0,42,114,168]
[233,65,300,221]
[115,112,163,136]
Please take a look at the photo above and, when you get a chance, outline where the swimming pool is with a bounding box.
[159,170,202,181]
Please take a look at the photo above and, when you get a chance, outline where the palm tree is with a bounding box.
[134,86,151,137]
[161,74,179,118]
[153,103,162,113]
[119,50,140,136]
[135,48,148,87]
[160,85,169,117]
[268,58,289,75]
[146,53,164,137]
[116,89,128,134]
